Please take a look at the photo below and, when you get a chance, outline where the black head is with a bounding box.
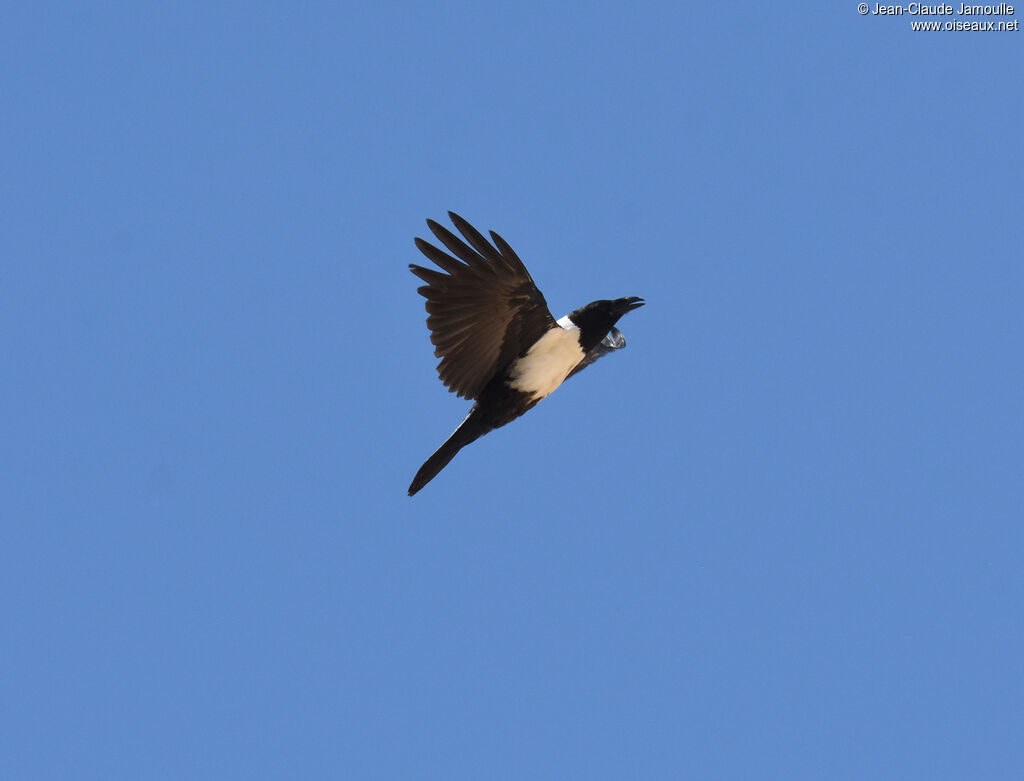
[566,296,645,352]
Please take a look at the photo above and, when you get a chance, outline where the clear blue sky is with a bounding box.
[3,3,1021,779]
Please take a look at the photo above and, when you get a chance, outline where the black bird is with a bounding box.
[408,212,644,496]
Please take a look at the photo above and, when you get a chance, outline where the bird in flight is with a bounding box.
[408,212,644,496]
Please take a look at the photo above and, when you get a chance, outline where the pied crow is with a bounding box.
[408,212,644,496]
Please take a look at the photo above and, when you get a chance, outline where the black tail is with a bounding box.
[408,410,490,496]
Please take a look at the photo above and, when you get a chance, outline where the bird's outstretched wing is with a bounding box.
[410,212,558,400]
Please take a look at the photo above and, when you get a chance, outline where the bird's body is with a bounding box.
[506,323,584,399]
[408,212,644,496]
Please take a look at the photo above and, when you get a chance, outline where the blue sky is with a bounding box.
[3,2,1022,779]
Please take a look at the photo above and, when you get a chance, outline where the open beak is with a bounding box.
[615,296,645,314]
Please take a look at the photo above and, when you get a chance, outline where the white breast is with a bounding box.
[508,324,585,400]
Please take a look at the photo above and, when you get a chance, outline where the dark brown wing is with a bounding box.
[410,212,558,400]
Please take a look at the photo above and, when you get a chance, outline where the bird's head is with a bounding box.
[566,296,645,352]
